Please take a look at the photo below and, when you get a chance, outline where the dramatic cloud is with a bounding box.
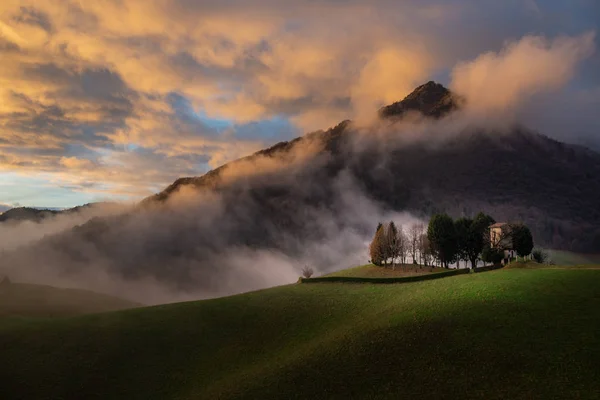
[451,32,596,116]
[0,1,598,205]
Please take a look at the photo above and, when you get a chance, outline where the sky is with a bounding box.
[0,0,599,208]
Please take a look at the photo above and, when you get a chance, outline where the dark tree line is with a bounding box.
[370,213,534,269]
[426,212,534,268]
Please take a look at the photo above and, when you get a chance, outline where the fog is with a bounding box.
[0,143,425,304]
[0,203,129,252]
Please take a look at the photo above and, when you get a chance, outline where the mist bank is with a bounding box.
[0,158,423,304]
[0,203,130,252]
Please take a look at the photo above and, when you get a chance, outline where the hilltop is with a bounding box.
[1,266,599,399]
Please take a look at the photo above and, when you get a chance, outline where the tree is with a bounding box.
[375,222,383,237]
[419,233,432,266]
[427,214,458,269]
[369,224,386,266]
[387,221,400,266]
[475,212,496,247]
[532,248,548,264]
[408,223,422,264]
[511,224,534,257]
[397,226,408,265]
[301,266,314,278]
[454,217,472,268]
[460,212,496,269]
[481,246,503,266]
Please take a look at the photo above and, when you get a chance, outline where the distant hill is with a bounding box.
[0,207,60,223]
[0,282,138,319]
[0,267,599,399]
[0,203,118,224]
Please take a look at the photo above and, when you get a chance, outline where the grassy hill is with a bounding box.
[0,283,138,320]
[1,267,600,399]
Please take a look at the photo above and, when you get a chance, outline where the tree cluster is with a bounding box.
[370,214,534,269]
[369,222,432,267]
[425,212,534,269]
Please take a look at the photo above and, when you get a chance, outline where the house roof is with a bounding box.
[489,222,507,228]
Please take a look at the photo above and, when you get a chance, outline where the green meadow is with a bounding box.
[1,265,599,399]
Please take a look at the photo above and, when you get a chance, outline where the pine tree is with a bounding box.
[387,221,399,267]
[369,224,386,266]
[427,213,458,268]
[511,224,534,257]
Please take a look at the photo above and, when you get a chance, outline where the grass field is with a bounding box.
[1,267,600,399]
[324,263,447,277]
[0,283,138,320]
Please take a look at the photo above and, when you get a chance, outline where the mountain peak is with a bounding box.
[378,81,459,119]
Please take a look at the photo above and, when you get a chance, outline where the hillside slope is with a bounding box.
[0,283,138,319]
[1,268,599,399]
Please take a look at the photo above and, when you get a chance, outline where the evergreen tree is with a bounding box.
[481,246,504,266]
[427,214,458,268]
[511,224,534,257]
[454,217,472,268]
[369,224,386,266]
[387,221,399,266]
[468,212,496,268]
[375,222,383,237]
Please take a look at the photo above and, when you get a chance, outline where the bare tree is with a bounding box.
[409,223,422,265]
[302,266,314,278]
[387,222,400,268]
[419,233,432,266]
[397,225,408,265]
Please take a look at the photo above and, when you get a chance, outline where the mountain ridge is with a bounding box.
[0,202,120,224]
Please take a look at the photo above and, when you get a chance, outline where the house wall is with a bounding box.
[490,227,511,249]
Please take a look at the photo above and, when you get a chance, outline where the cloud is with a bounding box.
[451,32,596,115]
[351,47,433,124]
[0,1,599,202]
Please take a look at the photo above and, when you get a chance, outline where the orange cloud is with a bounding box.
[0,1,598,201]
[451,32,596,115]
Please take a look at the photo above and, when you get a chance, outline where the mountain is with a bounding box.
[2,81,600,301]
[378,80,461,119]
[0,207,60,223]
[0,203,119,224]
[144,82,600,252]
